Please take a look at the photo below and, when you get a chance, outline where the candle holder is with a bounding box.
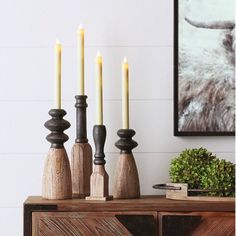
[42,109,72,200]
[86,125,113,201]
[112,129,140,199]
[71,95,92,198]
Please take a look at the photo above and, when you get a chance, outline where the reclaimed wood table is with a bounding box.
[24,195,235,236]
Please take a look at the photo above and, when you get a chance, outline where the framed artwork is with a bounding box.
[174,0,235,136]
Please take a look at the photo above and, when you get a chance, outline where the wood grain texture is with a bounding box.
[71,143,92,198]
[86,165,112,201]
[159,212,235,236]
[168,194,235,202]
[113,153,140,199]
[191,215,235,236]
[24,196,235,213]
[166,183,235,202]
[42,148,72,200]
[0,153,234,208]
[24,196,235,236]
[32,212,132,236]
[24,203,57,236]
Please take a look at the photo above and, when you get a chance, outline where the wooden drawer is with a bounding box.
[32,211,157,236]
[24,196,235,236]
[159,212,235,236]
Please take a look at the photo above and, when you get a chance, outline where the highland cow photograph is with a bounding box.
[174,0,235,135]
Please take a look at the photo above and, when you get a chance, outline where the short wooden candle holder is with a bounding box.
[86,125,113,201]
[42,109,72,200]
[71,95,92,198]
[113,129,140,199]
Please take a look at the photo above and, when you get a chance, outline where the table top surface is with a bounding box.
[24,195,235,212]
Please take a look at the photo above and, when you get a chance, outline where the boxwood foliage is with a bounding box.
[169,148,235,196]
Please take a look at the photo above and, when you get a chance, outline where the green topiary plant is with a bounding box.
[169,148,235,197]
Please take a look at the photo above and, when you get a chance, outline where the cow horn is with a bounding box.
[185,17,235,29]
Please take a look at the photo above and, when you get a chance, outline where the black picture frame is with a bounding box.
[173,0,235,136]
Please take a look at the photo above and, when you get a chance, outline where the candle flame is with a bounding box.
[77,24,85,35]
[55,39,60,44]
[96,51,102,64]
[123,57,128,64]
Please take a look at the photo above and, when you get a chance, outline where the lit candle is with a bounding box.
[54,39,62,109]
[96,51,103,125]
[122,57,129,129]
[77,24,85,95]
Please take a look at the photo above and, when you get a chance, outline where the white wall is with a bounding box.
[0,0,234,235]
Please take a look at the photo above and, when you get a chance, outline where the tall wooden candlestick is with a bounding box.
[71,95,92,198]
[86,125,112,201]
[42,109,72,200]
[113,129,140,199]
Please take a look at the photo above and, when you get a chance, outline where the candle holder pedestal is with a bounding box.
[86,125,113,201]
[71,95,92,198]
[42,109,72,200]
[113,129,140,199]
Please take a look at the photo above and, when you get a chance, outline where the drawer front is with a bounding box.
[32,211,157,236]
[159,212,235,236]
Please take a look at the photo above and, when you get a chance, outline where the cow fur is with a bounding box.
[178,27,235,132]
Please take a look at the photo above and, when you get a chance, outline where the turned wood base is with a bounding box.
[71,143,92,198]
[113,153,140,199]
[42,148,72,200]
[86,165,113,201]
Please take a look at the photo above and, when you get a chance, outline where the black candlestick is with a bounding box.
[44,109,70,148]
[113,129,140,199]
[75,95,88,143]
[86,125,112,201]
[93,125,106,165]
[42,108,72,200]
[115,129,138,154]
[71,96,92,198]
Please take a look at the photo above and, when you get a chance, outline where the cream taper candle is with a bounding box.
[122,57,129,129]
[77,24,85,95]
[55,39,62,109]
[96,51,103,125]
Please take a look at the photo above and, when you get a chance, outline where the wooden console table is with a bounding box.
[24,196,235,236]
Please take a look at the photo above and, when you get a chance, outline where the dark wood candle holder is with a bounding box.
[71,95,92,198]
[42,109,72,200]
[113,129,140,199]
[86,125,112,201]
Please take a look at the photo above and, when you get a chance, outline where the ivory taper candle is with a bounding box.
[96,51,103,125]
[54,39,62,109]
[122,57,129,129]
[77,24,85,95]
